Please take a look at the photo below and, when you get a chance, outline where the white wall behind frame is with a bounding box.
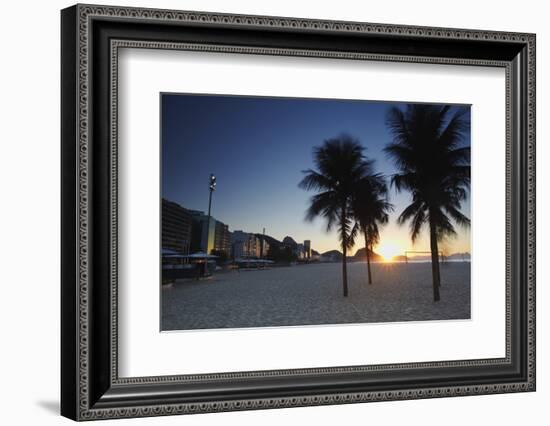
[0,1,546,426]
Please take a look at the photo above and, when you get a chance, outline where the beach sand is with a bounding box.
[161,261,471,331]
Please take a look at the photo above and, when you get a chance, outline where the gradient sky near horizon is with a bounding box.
[161,93,471,257]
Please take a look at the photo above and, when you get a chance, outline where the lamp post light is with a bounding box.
[208,173,216,218]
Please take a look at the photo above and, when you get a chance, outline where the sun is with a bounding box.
[376,241,403,262]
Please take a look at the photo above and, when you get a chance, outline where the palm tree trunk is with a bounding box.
[364,232,372,285]
[370,243,374,278]
[429,217,441,302]
[341,208,349,297]
[437,252,441,287]
[342,244,348,297]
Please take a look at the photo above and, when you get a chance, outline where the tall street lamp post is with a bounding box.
[204,174,216,254]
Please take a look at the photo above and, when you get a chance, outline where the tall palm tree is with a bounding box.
[351,174,393,285]
[384,104,470,302]
[299,136,368,297]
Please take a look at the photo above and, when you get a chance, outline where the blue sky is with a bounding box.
[161,93,471,256]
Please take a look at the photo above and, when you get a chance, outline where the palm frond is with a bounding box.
[304,191,339,231]
[444,205,471,228]
[410,208,427,242]
[389,172,417,193]
[398,199,424,226]
[447,146,471,165]
[345,220,359,250]
[383,143,415,171]
[385,107,409,145]
[298,169,334,191]
[438,107,470,149]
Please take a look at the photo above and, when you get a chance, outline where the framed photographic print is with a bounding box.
[61,4,536,421]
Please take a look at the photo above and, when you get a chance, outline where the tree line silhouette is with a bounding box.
[299,104,471,302]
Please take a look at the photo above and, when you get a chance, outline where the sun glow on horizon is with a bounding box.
[376,241,404,262]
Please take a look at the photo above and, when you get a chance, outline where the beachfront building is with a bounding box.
[231,231,265,259]
[281,236,313,260]
[162,198,193,255]
[189,210,216,254]
[296,243,305,260]
[214,220,231,256]
[260,238,270,258]
[304,240,311,259]
[230,231,247,259]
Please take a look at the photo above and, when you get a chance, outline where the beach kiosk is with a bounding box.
[162,249,218,281]
[186,251,218,279]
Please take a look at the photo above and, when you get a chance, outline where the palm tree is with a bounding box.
[299,135,368,297]
[384,104,470,302]
[351,174,393,284]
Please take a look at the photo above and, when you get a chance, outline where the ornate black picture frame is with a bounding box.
[61,4,536,421]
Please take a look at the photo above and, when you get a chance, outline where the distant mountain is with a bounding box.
[405,252,471,261]
[255,233,281,248]
[353,247,383,262]
[446,252,471,260]
[321,250,343,261]
[253,233,319,255]
[282,236,298,247]
[406,254,431,261]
